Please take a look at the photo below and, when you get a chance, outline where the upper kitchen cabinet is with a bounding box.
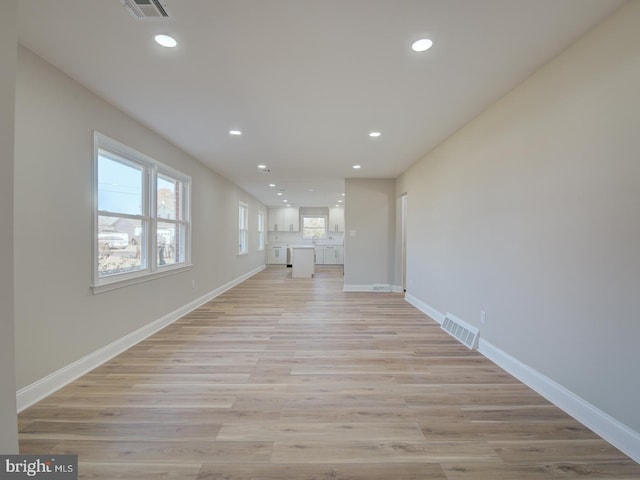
[268,207,299,232]
[268,208,284,232]
[328,207,345,233]
[284,207,300,232]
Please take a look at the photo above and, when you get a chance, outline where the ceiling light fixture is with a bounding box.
[412,38,433,52]
[154,34,177,48]
[269,184,276,187]
[283,199,288,203]
[353,165,362,169]
[369,131,381,137]
[229,130,242,136]
[277,192,283,196]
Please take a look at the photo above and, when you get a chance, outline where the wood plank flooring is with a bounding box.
[19,266,640,479]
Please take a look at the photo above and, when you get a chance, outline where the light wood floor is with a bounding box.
[19,266,639,479]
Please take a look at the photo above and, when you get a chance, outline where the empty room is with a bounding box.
[1,1,639,478]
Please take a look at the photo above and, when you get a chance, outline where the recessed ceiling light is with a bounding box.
[283,199,288,203]
[257,164,267,169]
[338,200,343,203]
[369,131,381,137]
[229,130,242,136]
[277,192,283,196]
[353,165,362,169]
[269,184,276,187]
[155,34,177,48]
[412,38,433,52]
[308,189,314,192]
[341,193,345,196]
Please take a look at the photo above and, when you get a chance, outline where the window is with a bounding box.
[94,133,191,292]
[239,201,248,255]
[257,210,265,251]
[302,215,327,239]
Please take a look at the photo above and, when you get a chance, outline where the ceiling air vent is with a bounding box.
[441,312,479,350]
[121,0,173,20]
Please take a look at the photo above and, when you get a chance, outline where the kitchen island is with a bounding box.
[291,245,315,278]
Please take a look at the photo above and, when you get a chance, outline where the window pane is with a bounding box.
[239,229,248,254]
[157,221,184,266]
[258,212,264,251]
[98,216,144,277]
[158,175,181,220]
[302,216,326,239]
[98,152,143,215]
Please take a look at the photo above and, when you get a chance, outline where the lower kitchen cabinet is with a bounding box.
[267,246,286,264]
[314,245,344,265]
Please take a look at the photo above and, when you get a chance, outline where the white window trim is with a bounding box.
[239,201,249,255]
[92,132,192,294]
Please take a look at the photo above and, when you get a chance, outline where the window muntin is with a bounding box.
[239,201,248,255]
[302,215,327,239]
[257,211,265,251]
[94,133,191,292]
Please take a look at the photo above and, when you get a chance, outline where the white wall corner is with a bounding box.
[404,293,445,324]
[478,338,640,464]
[16,265,265,412]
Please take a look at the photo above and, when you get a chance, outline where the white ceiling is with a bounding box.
[17,0,624,207]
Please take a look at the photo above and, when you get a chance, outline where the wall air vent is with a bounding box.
[121,0,173,20]
[441,312,479,350]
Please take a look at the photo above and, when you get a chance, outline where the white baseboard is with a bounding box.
[16,265,266,412]
[391,285,404,293]
[404,293,444,323]
[478,339,640,463]
[403,293,640,464]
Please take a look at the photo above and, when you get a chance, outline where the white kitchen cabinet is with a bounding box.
[268,208,285,232]
[314,247,324,265]
[328,207,345,233]
[267,245,286,264]
[323,246,337,265]
[268,207,299,232]
[283,207,300,232]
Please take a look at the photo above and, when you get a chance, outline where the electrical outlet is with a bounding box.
[480,310,486,325]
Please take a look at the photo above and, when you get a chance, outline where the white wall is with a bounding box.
[14,47,266,391]
[0,0,19,454]
[344,178,395,290]
[397,0,640,436]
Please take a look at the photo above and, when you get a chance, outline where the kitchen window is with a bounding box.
[93,132,191,293]
[302,215,327,239]
[239,201,248,255]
